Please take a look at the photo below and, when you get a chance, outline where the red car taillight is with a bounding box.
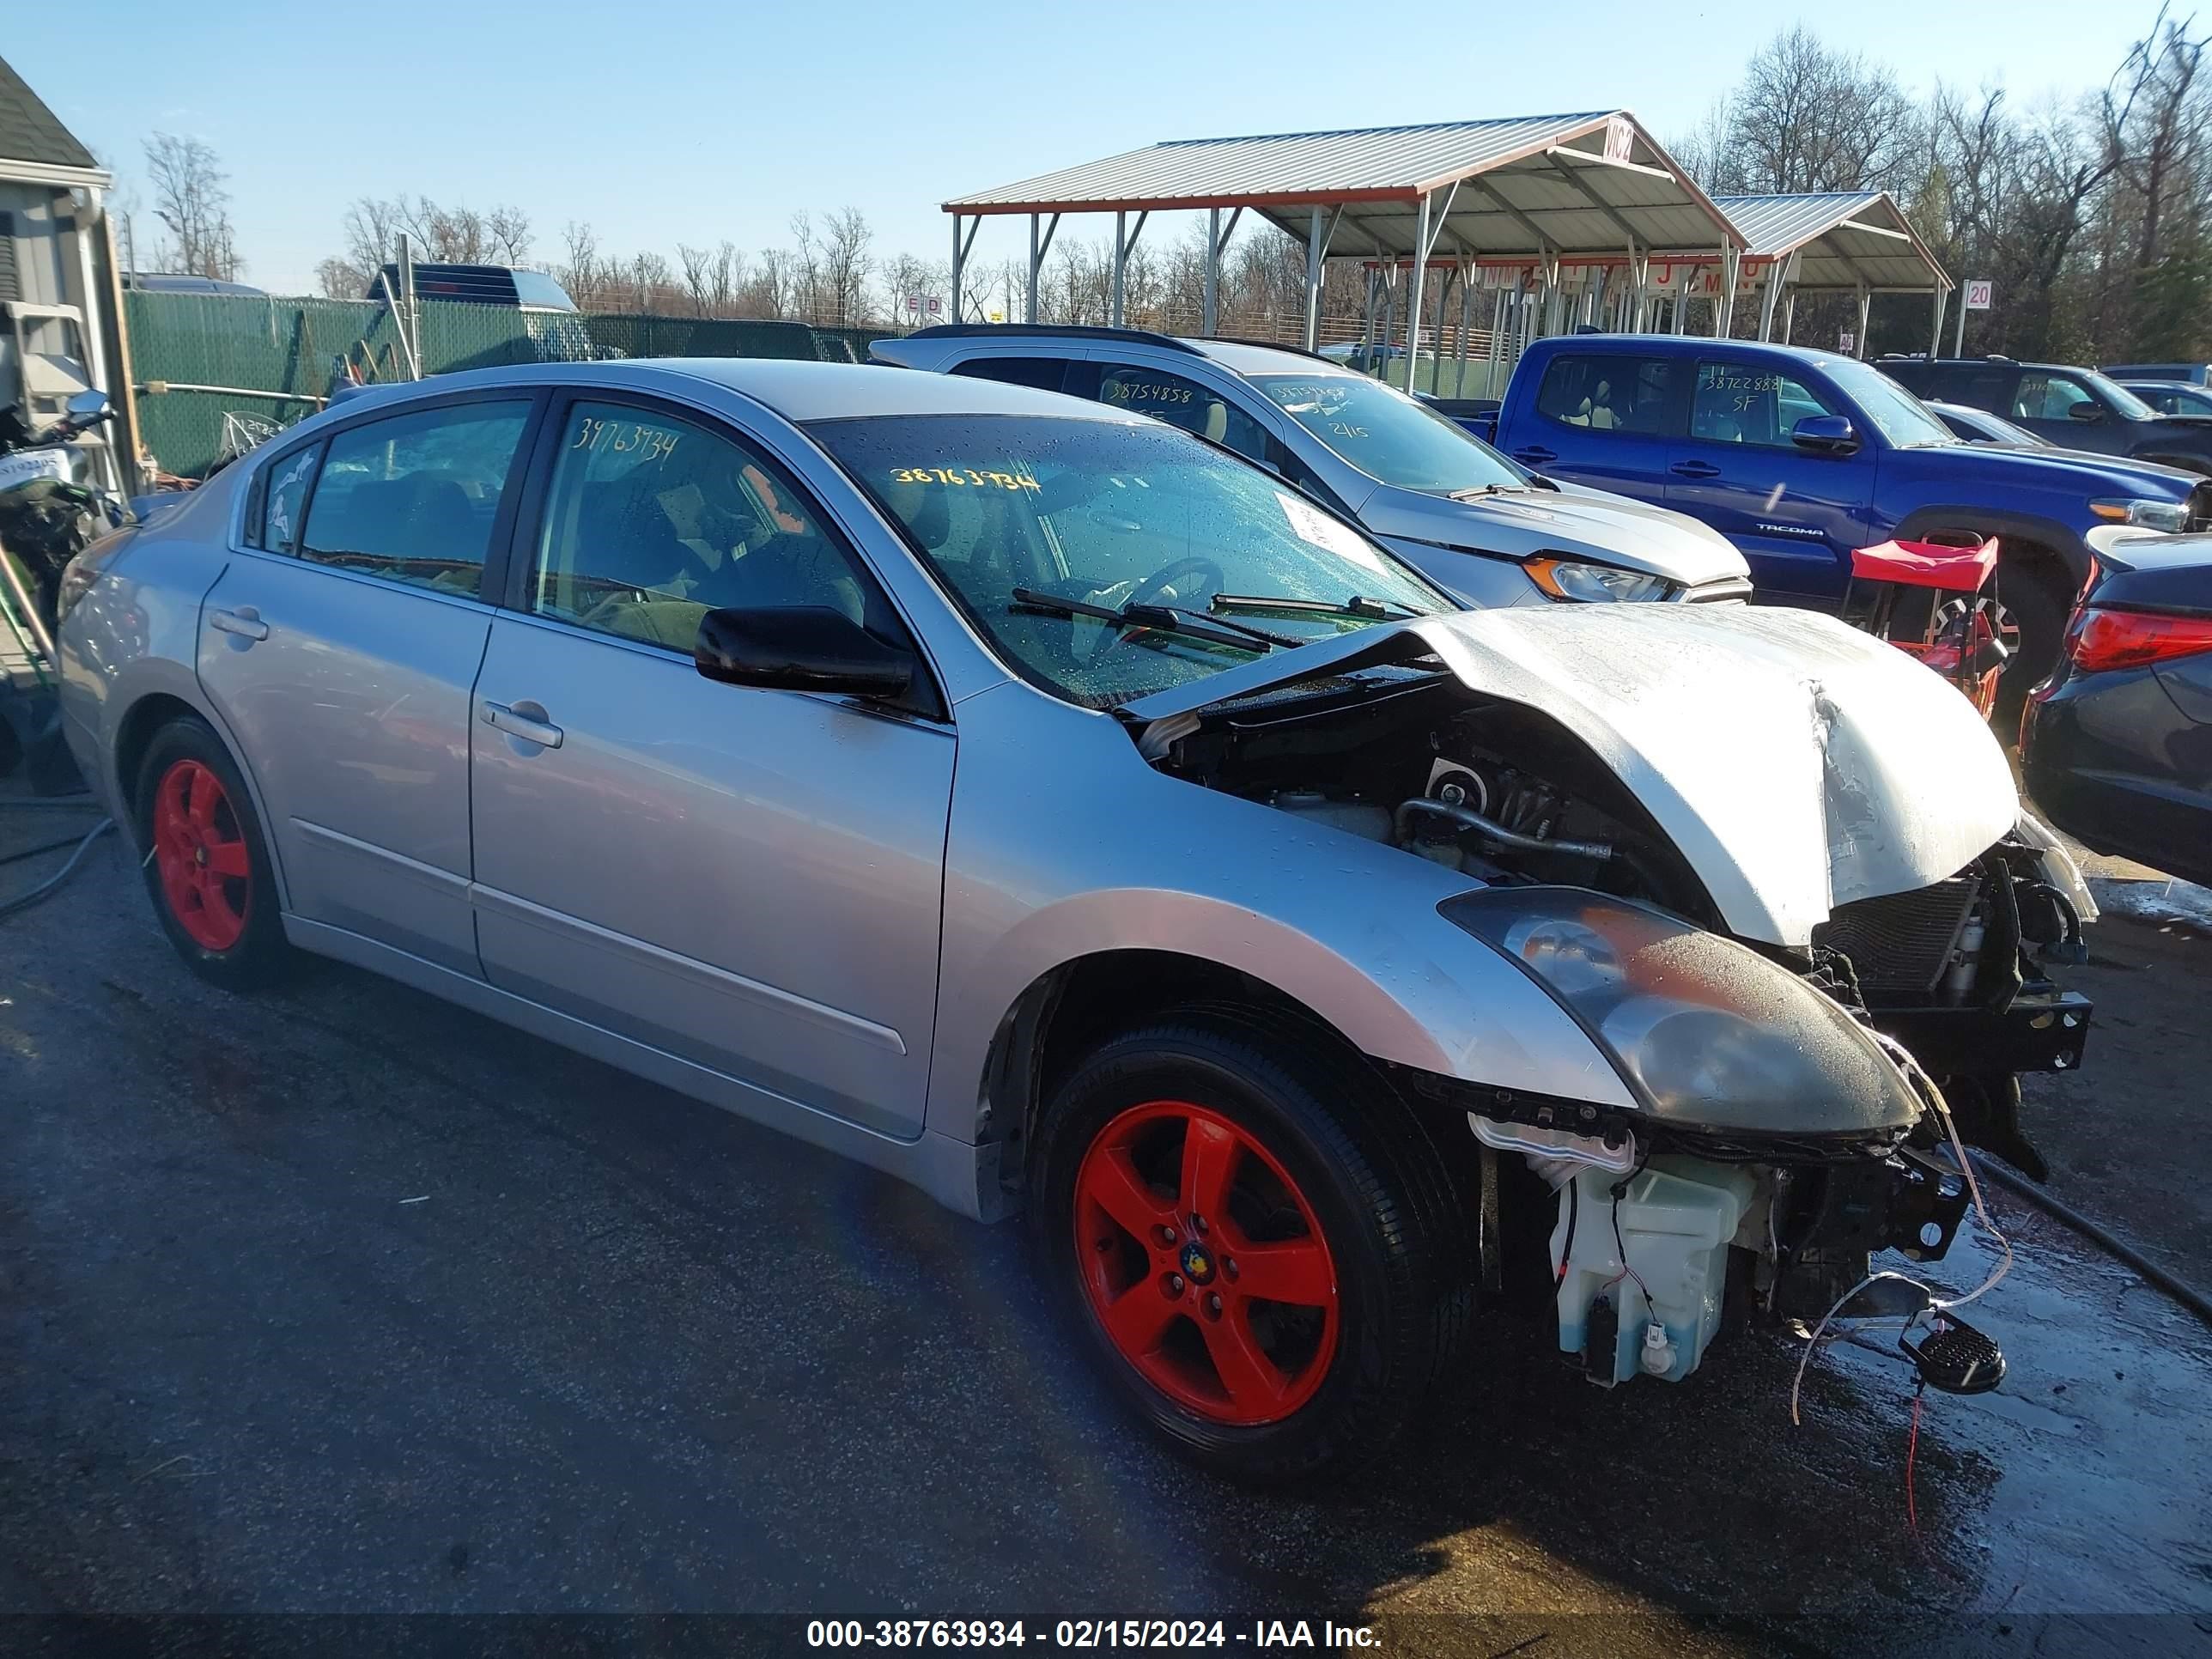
[2067,605,2212,673]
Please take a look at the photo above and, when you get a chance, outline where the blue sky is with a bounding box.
[9,0,2166,296]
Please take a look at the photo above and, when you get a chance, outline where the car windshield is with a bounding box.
[807,413,1450,708]
[1248,374,1527,493]
[1828,359,1959,447]
[2082,371,2157,420]
[1958,407,2048,446]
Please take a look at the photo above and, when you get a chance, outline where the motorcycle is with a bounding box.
[0,388,124,640]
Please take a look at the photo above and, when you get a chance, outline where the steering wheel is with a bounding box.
[1128,556,1224,611]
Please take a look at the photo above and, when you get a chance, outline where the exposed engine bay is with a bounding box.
[1146,669,2089,1389]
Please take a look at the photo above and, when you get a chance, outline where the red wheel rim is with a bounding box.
[152,759,251,951]
[1073,1100,1340,1425]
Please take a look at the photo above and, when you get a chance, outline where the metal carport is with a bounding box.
[1711,191,1951,357]
[942,112,1746,392]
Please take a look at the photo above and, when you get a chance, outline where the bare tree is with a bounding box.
[819,207,876,325]
[485,204,532,264]
[143,132,241,279]
[1725,26,1920,194]
[560,221,605,310]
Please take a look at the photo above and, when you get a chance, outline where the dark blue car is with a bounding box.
[2022,531,2212,885]
[1487,336,2212,693]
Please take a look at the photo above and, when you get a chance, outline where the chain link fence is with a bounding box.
[125,292,902,479]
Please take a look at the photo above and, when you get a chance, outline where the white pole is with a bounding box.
[1404,193,1431,395]
[1203,208,1221,337]
[950,214,965,323]
[1111,210,1126,329]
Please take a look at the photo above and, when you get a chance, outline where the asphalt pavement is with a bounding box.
[3,790,2209,1658]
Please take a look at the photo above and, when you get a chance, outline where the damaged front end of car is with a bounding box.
[1123,602,2093,1386]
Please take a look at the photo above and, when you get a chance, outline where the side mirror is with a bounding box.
[695,605,915,700]
[1790,414,1859,454]
[2068,401,2105,422]
[64,389,113,425]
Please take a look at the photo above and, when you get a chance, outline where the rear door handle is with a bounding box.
[1513,446,1557,464]
[1670,460,1723,479]
[208,606,269,641]
[481,701,564,749]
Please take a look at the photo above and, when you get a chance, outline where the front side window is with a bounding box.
[1534,355,1679,436]
[531,400,876,652]
[299,401,531,593]
[1249,373,1524,491]
[1690,361,1839,447]
[253,444,321,554]
[1093,363,1269,461]
[2015,372,2100,422]
[808,413,1449,708]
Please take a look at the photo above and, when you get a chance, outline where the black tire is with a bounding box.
[1029,1010,1471,1483]
[1996,560,2074,728]
[131,714,289,990]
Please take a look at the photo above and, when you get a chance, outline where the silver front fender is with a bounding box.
[922,679,1638,1146]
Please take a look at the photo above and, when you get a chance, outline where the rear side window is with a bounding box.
[300,401,532,595]
[251,444,321,554]
[1093,362,1270,461]
[950,356,1069,392]
[1534,355,1679,436]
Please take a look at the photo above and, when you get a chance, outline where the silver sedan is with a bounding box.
[56,361,2090,1478]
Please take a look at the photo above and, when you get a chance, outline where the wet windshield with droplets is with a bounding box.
[808,413,1449,707]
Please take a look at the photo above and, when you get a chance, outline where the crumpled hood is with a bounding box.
[1354,480,1751,590]
[1125,605,2018,947]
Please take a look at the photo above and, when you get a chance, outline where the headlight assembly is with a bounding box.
[1523,556,1680,603]
[2089,496,2190,532]
[1440,886,1923,1137]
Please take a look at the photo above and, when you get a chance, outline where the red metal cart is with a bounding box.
[1844,534,2013,717]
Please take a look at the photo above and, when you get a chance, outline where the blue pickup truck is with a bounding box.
[1485,335,2212,688]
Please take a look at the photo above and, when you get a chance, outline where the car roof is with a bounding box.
[1179,338,1357,378]
[1533,332,1865,373]
[311,358,1157,427]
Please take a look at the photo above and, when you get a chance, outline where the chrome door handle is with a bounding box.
[1670,460,1722,479]
[208,606,269,641]
[481,701,563,749]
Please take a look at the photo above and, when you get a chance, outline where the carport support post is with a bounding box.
[1953,283,1968,356]
[950,215,963,323]
[1781,291,1797,343]
[1024,213,1060,325]
[1404,193,1432,393]
[1303,208,1331,352]
[1758,264,1782,341]
[1357,267,1380,367]
[1111,211,1126,328]
[1855,286,1872,358]
[1455,264,1476,395]
[1203,208,1221,337]
[1430,263,1454,392]
[1485,285,1505,398]
[1717,244,1740,339]
[1929,284,1946,356]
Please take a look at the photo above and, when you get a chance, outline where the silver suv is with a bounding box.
[873,326,1753,607]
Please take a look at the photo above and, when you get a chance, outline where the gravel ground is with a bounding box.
[3,789,2209,1658]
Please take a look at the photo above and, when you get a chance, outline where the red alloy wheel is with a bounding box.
[151,758,252,951]
[1073,1099,1340,1425]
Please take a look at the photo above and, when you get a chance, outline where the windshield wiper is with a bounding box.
[1009,586,1286,653]
[1211,592,1419,623]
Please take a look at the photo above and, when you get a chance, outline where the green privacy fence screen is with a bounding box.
[124,291,902,479]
